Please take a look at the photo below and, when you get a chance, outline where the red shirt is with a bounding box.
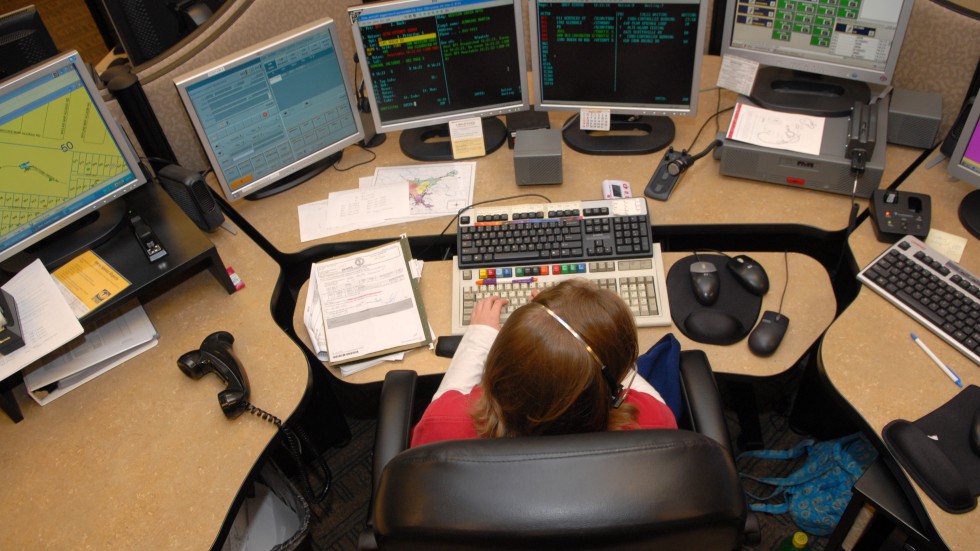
[411,385,678,447]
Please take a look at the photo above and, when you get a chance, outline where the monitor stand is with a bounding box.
[959,189,980,238]
[0,201,128,275]
[245,151,343,201]
[399,117,507,162]
[749,66,871,117]
[562,114,674,155]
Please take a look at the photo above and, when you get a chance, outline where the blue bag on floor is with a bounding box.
[737,432,878,536]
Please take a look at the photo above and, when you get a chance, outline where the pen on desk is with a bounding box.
[910,333,963,387]
[512,277,538,284]
[475,278,496,285]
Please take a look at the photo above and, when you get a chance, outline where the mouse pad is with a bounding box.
[666,254,762,345]
[882,385,980,513]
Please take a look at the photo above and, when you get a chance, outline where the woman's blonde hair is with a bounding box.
[472,279,640,438]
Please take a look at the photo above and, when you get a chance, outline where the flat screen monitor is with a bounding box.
[530,0,708,155]
[174,18,364,201]
[349,0,529,161]
[720,0,915,116]
[0,50,147,267]
[948,95,980,238]
[0,5,59,80]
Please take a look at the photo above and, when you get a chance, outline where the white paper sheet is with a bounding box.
[726,102,826,156]
[0,260,84,382]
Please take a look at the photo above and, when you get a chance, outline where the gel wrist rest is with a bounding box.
[883,419,976,513]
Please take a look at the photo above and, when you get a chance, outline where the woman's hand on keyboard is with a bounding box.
[471,295,510,330]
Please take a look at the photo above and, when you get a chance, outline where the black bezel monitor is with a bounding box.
[720,0,915,116]
[529,0,708,155]
[174,18,365,201]
[349,0,529,161]
[0,50,147,266]
[947,94,980,238]
[0,5,59,80]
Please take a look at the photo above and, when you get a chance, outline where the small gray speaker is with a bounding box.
[514,129,562,185]
[887,89,942,149]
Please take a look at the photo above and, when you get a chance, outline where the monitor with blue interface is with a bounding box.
[529,0,708,155]
[721,0,915,116]
[349,0,529,161]
[948,95,980,238]
[174,18,364,201]
[0,50,147,267]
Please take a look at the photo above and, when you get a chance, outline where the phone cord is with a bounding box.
[246,402,333,505]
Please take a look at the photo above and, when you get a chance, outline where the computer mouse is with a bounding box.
[727,255,769,296]
[748,311,789,356]
[970,408,980,457]
[689,261,720,305]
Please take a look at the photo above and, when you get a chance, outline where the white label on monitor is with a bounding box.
[449,117,486,159]
[206,67,226,78]
[717,55,759,97]
[579,109,610,132]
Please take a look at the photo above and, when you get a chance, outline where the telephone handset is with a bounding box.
[178,331,251,418]
[178,331,332,503]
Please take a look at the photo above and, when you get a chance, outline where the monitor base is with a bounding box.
[959,189,980,239]
[562,114,674,155]
[399,117,507,162]
[749,67,871,117]
[1,201,128,274]
[245,151,342,201]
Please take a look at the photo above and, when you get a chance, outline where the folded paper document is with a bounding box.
[303,236,432,370]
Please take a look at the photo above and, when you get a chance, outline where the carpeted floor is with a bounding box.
[305,366,835,551]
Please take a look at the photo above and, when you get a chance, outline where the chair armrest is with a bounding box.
[679,350,762,547]
[372,370,418,493]
[678,350,732,452]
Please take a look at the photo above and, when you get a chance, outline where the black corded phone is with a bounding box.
[178,331,332,502]
[178,331,250,418]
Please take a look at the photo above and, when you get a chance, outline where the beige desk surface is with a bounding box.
[218,56,923,255]
[820,161,979,551]
[295,251,835,384]
[0,220,307,550]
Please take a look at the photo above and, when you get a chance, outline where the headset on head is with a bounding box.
[532,303,634,408]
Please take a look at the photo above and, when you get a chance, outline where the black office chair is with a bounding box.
[358,350,761,550]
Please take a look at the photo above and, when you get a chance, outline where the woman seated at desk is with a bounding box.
[411,279,677,447]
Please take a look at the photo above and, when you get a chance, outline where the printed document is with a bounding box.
[726,102,825,156]
[307,238,431,366]
[0,260,84,382]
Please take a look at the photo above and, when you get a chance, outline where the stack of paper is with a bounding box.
[299,162,475,242]
[303,237,433,377]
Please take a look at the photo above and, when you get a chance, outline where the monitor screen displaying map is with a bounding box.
[0,50,146,263]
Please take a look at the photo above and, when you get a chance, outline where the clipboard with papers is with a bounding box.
[303,236,432,369]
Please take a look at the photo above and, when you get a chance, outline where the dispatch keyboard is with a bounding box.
[451,198,670,333]
[857,235,980,366]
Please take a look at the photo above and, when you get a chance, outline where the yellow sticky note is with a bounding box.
[449,117,486,159]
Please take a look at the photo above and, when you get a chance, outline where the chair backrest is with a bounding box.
[372,428,746,551]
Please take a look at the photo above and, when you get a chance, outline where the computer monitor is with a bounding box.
[174,18,364,201]
[720,0,915,117]
[529,0,708,155]
[0,5,59,80]
[0,50,147,268]
[349,0,529,161]
[947,94,980,239]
